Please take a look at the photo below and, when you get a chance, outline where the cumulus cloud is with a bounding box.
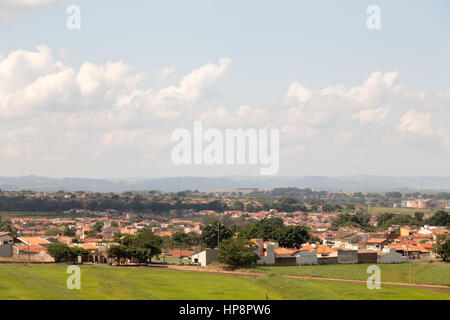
[284,82,312,106]
[198,105,269,128]
[0,45,231,120]
[0,44,449,176]
[397,109,433,136]
[354,106,391,124]
[115,57,231,119]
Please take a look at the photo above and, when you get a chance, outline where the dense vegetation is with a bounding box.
[47,243,90,263]
[107,229,163,264]
[0,216,16,235]
[217,238,259,268]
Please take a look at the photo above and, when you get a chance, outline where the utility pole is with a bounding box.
[407,237,411,284]
[217,221,220,247]
[197,240,199,271]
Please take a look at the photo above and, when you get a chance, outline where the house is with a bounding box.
[366,238,389,250]
[274,247,297,266]
[168,250,195,259]
[400,226,416,237]
[101,226,120,240]
[190,249,218,266]
[297,245,317,265]
[316,245,338,265]
[18,237,51,248]
[0,232,15,246]
[252,239,276,265]
[13,244,54,262]
[316,244,337,257]
[333,230,365,250]
[0,232,16,258]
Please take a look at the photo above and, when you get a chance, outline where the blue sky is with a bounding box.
[0,0,449,179]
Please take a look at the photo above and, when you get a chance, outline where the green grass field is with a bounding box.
[250,263,450,286]
[368,207,445,216]
[0,264,448,300]
[0,211,96,218]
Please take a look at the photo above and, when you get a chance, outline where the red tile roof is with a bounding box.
[367,238,388,244]
[168,250,195,258]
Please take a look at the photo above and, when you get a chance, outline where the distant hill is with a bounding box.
[1,175,450,192]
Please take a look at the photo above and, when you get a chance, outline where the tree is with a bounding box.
[277,225,310,249]
[187,232,201,250]
[434,234,450,262]
[45,228,61,237]
[201,220,233,248]
[69,247,90,263]
[127,247,153,264]
[426,211,449,227]
[93,221,104,233]
[0,216,16,236]
[161,235,174,260]
[332,213,372,230]
[63,225,75,237]
[107,245,129,265]
[113,229,162,263]
[172,231,191,263]
[414,212,424,222]
[47,243,71,262]
[217,238,259,268]
[230,200,244,211]
[117,229,163,263]
[244,217,284,241]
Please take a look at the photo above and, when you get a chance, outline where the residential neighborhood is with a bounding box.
[0,189,448,269]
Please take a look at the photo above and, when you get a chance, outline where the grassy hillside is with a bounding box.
[0,264,448,300]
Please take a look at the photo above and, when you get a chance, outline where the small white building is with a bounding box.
[0,232,14,245]
[190,249,219,266]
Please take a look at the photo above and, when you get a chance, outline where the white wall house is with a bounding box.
[190,249,218,266]
[0,232,14,245]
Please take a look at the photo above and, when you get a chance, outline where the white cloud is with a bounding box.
[157,57,231,103]
[334,131,353,145]
[397,109,433,136]
[159,66,175,77]
[5,126,38,141]
[1,44,450,176]
[0,45,55,92]
[198,105,269,128]
[0,46,231,121]
[115,57,232,119]
[354,106,390,124]
[284,82,312,106]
